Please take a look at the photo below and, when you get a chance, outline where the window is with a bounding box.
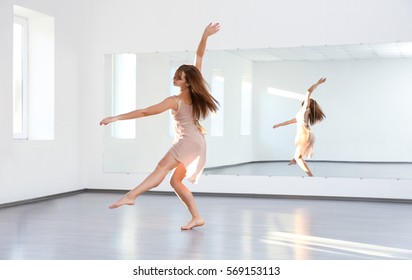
[111,54,137,139]
[13,6,55,140]
[13,16,28,139]
[210,71,224,136]
[240,79,252,135]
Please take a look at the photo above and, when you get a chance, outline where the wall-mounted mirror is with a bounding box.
[103,42,412,179]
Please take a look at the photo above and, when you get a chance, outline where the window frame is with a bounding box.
[13,15,29,140]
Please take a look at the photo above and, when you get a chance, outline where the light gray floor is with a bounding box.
[1,191,412,260]
[203,161,412,179]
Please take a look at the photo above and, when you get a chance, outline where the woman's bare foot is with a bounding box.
[288,159,296,165]
[109,193,136,209]
[181,217,205,230]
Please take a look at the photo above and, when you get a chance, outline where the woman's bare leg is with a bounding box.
[294,150,313,177]
[109,153,180,209]
[170,164,205,230]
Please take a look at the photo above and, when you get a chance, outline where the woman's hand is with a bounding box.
[273,118,296,129]
[203,22,220,38]
[317,77,326,85]
[307,77,326,96]
[100,116,118,126]
[195,22,220,70]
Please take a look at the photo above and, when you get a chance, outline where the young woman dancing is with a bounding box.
[100,23,220,230]
[272,78,326,177]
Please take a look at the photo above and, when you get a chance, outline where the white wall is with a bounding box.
[87,0,412,52]
[0,0,89,204]
[254,59,412,162]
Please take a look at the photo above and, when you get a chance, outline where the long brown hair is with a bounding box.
[174,64,219,120]
[302,98,326,125]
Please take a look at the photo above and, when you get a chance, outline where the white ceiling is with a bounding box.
[227,42,412,61]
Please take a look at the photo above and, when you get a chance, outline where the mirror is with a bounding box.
[103,42,412,179]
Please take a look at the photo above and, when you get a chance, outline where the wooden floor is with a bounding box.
[1,191,412,260]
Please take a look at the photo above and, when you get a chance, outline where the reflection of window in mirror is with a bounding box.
[210,70,224,136]
[112,54,136,139]
[268,87,303,100]
[241,78,252,135]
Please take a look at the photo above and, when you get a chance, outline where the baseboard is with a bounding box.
[0,189,85,209]
[1,188,412,209]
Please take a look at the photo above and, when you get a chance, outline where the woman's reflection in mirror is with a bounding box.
[273,78,326,176]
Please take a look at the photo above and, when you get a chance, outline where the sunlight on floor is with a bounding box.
[262,231,412,259]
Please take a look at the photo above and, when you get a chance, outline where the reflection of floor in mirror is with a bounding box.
[1,191,412,260]
[203,161,412,179]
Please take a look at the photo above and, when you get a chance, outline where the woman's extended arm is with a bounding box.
[194,22,220,71]
[273,118,297,129]
[304,77,326,108]
[100,96,177,125]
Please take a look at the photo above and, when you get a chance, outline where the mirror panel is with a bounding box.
[103,43,412,179]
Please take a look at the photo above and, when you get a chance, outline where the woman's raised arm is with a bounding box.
[194,22,220,71]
